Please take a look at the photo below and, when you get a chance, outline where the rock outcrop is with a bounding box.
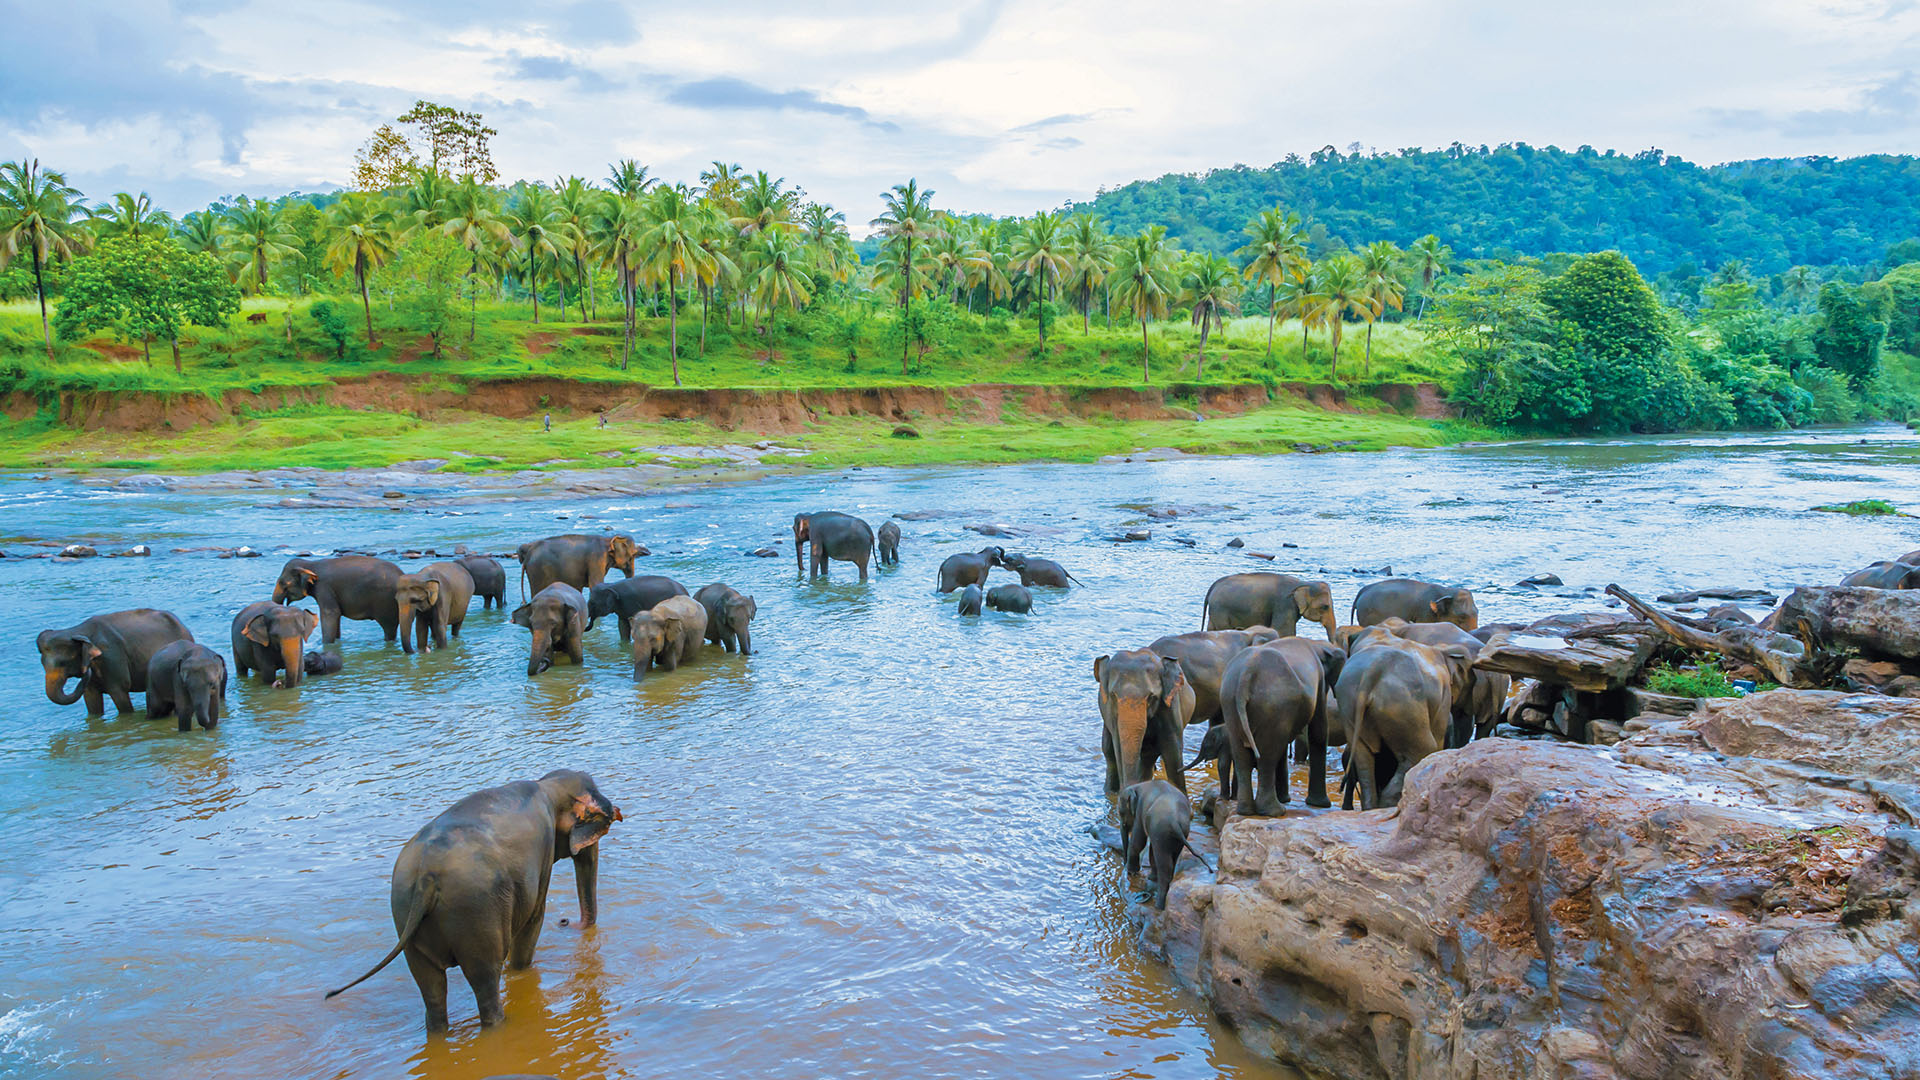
[1141,690,1920,1080]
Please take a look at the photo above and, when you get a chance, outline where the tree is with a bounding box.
[92,192,173,239]
[323,192,396,347]
[799,202,854,286]
[309,299,354,358]
[224,196,300,295]
[591,191,646,370]
[384,230,468,358]
[1813,282,1886,389]
[352,125,418,190]
[1358,240,1405,375]
[638,184,712,385]
[1273,267,1324,365]
[608,159,656,200]
[396,100,498,182]
[55,235,239,373]
[441,175,511,341]
[1538,251,1671,431]
[1012,211,1070,351]
[1064,213,1116,334]
[1112,225,1179,383]
[1181,253,1240,380]
[870,179,943,375]
[746,229,814,356]
[507,184,567,325]
[1408,234,1449,319]
[1781,265,1819,312]
[395,169,451,233]
[692,207,740,355]
[0,159,90,360]
[1237,207,1306,360]
[730,171,796,240]
[176,210,227,266]
[1315,255,1369,380]
[553,176,601,320]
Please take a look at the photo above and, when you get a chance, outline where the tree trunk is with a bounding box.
[1364,321,1373,376]
[1141,318,1151,384]
[700,285,709,356]
[1301,319,1310,369]
[359,263,376,347]
[468,255,479,342]
[170,333,182,374]
[1197,320,1209,381]
[529,250,540,325]
[901,237,912,376]
[1265,307,1277,363]
[1329,324,1341,381]
[1105,283,1112,330]
[667,268,681,386]
[1037,272,1048,351]
[620,269,634,371]
[141,334,151,364]
[33,254,52,361]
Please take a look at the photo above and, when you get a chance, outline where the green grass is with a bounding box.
[1811,499,1904,516]
[1645,661,1742,698]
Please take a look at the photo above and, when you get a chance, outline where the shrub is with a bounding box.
[1645,661,1740,698]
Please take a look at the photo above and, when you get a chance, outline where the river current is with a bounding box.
[2,426,1916,1080]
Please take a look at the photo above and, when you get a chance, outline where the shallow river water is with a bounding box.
[3,426,1918,1080]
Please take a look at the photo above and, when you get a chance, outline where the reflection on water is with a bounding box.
[1,425,1916,1079]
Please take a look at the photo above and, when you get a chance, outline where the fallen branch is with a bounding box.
[1605,583,1833,688]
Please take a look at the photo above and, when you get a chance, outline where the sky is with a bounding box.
[4,0,1920,231]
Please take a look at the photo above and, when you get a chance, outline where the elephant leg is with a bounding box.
[382,617,398,643]
[108,685,136,714]
[1102,725,1119,794]
[567,637,584,666]
[1124,820,1145,878]
[509,912,543,970]
[1305,709,1331,809]
[1156,724,1185,793]
[321,609,342,644]
[1229,730,1258,816]
[433,617,449,650]
[463,959,506,1028]
[1153,836,1180,908]
[858,554,869,582]
[1353,743,1380,811]
[618,617,632,644]
[1252,741,1285,817]
[404,949,450,1034]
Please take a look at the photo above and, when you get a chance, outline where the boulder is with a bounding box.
[1473,613,1659,692]
[1142,689,1920,1080]
[1656,586,1777,604]
[59,544,98,558]
[119,544,151,557]
[1516,572,1564,587]
[1775,585,1920,662]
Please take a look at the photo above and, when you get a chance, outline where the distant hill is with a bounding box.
[1062,145,1920,277]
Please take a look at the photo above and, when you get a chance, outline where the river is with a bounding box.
[2,425,1916,1080]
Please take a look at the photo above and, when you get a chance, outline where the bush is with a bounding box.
[1645,661,1740,698]
[1812,499,1901,516]
[309,300,355,359]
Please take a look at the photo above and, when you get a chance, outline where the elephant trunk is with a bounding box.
[396,600,416,654]
[44,668,85,706]
[528,630,552,677]
[736,625,751,657]
[1321,613,1339,641]
[1115,697,1150,790]
[573,844,599,928]
[279,637,304,688]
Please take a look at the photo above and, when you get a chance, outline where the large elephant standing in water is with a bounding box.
[37,609,193,714]
[794,512,876,581]
[394,561,475,654]
[1094,647,1194,795]
[1146,627,1280,728]
[231,601,320,688]
[517,534,645,598]
[1352,577,1480,631]
[145,641,228,732]
[273,556,403,644]
[1200,573,1338,638]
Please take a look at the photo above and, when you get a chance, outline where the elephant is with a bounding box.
[1146,627,1281,728]
[394,561,475,654]
[37,609,193,715]
[1333,635,1473,810]
[459,555,508,610]
[1351,618,1510,747]
[303,652,344,677]
[1351,577,1480,631]
[517,534,645,599]
[794,512,876,581]
[1095,647,1194,795]
[986,583,1033,613]
[937,547,1005,593]
[326,769,621,1032]
[511,584,589,677]
[1841,560,1920,589]
[957,584,985,616]
[876,521,902,566]
[1200,573,1338,638]
[1218,637,1348,814]
[232,601,320,688]
[144,641,228,732]
[629,596,707,680]
[1118,779,1210,910]
[694,583,757,655]
[586,575,689,642]
[1002,554,1082,588]
[273,556,404,644]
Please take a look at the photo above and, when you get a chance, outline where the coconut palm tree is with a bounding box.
[638,184,713,385]
[1273,267,1324,367]
[507,185,569,325]
[394,169,450,234]
[870,179,944,375]
[699,161,744,214]
[224,196,301,295]
[1181,253,1241,381]
[323,192,395,347]
[590,192,647,369]
[1315,255,1369,381]
[176,210,228,268]
[1063,213,1115,334]
[440,175,511,341]
[1782,265,1818,312]
[692,207,739,355]
[552,176,602,320]
[1111,225,1179,383]
[1012,211,1071,351]
[92,192,174,240]
[1408,234,1450,320]
[799,202,853,285]
[1357,241,1405,375]
[730,171,795,240]
[746,229,814,358]
[607,159,655,200]
[1237,207,1306,361]
[0,159,90,359]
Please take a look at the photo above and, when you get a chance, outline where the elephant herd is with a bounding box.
[1098,573,1501,908]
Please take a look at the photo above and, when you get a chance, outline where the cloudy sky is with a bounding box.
[4,0,1918,228]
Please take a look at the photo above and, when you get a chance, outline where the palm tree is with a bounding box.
[1713,259,1748,286]
[1111,225,1179,383]
[691,207,739,355]
[1063,213,1115,334]
[1237,207,1306,361]
[394,170,450,234]
[323,192,395,347]
[730,171,795,240]
[1782,265,1818,312]
[699,162,744,214]
[1181,253,1241,381]
[589,193,646,369]
[1315,255,1369,381]
[92,192,174,239]
[638,184,712,385]
[224,196,300,295]
[799,202,853,285]
[607,159,655,200]
[870,179,943,375]
[441,175,512,341]
[553,176,601,320]
[176,210,228,267]
[508,185,569,325]
[1358,240,1405,376]
[0,159,90,359]
[1408,234,1450,320]
[746,229,813,358]
[1273,267,1325,366]
[1012,211,1071,351]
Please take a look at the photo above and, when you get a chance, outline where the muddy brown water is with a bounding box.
[2,426,1916,1080]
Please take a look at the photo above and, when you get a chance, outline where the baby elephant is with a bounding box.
[986,583,1032,613]
[232,601,319,688]
[957,583,985,616]
[1118,779,1211,909]
[145,641,228,732]
[630,595,707,680]
[1002,554,1081,588]
[303,651,344,676]
[876,521,902,566]
[694,583,758,655]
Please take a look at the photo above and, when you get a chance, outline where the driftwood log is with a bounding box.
[1605,584,1837,688]
[1773,586,1920,662]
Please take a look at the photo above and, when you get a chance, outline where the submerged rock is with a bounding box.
[59,544,98,558]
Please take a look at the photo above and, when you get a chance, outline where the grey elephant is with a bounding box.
[1218,637,1347,814]
[231,601,320,688]
[694,583,757,655]
[1350,618,1510,747]
[1002,554,1081,588]
[1351,577,1479,631]
[1146,627,1280,729]
[144,641,228,732]
[1095,647,1194,795]
[512,584,588,677]
[395,561,475,654]
[1841,560,1920,589]
[37,608,193,714]
[303,652,344,677]
[1118,779,1210,910]
[937,546,1005,593]
[986,583,1032,613]
[630,596,707,680]
[458,555,508,610]
[793,512,876,581]
[876,521,902,566]
[1200,573,1338,638]
[957,584,985,616]
[586,575,689,642]
[517,534,644,599]
[273,556,403,644]
[1334,634,1473,810]
[326,769,622,1032]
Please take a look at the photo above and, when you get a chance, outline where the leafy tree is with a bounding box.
[323,192,396,347]
[92,192,174,239]
[552,176,601,320]
[1273,267,1324,366]
[1111,225,1179,382]
[870,179,943,375]
[1237,207,1306,360]
[309,299,354,358]
[1539,252,1670,430]
[1407,234,1449,319]
[441,175,511,342]
[1425,265,1572,429]
[1813,281,1886,389]
[54,234,239,372]
[384,231,469,358]
[1780,265,1819,312]
[507,184,568,325]
[396,100,498,182]
[352,125,418,190]
[746,229,813,357]
[1180,253,1240,380]
[0,159,90,359]
[609,159,656,200]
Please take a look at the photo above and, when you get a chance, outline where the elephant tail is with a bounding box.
[1199,579,1219,631]
[1066,570,1086,586]
[1226,676,1260,773]
[1180,835,1214,875]
[325,876,436,999]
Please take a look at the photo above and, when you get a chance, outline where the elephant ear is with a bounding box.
[510,603,534,628]
[1093,655,1108,683]
[1159,657,1189,707]
[1439,643,1474,687]
[567,605,588,638]
[1292,584,1314,614]
[562,794,614,856]
[741,596,757,620]
[296,609,319,640]
[73,635,102,671]
[243,616,273,647]
[424,580,441,606]
[1318,645,1347,689]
